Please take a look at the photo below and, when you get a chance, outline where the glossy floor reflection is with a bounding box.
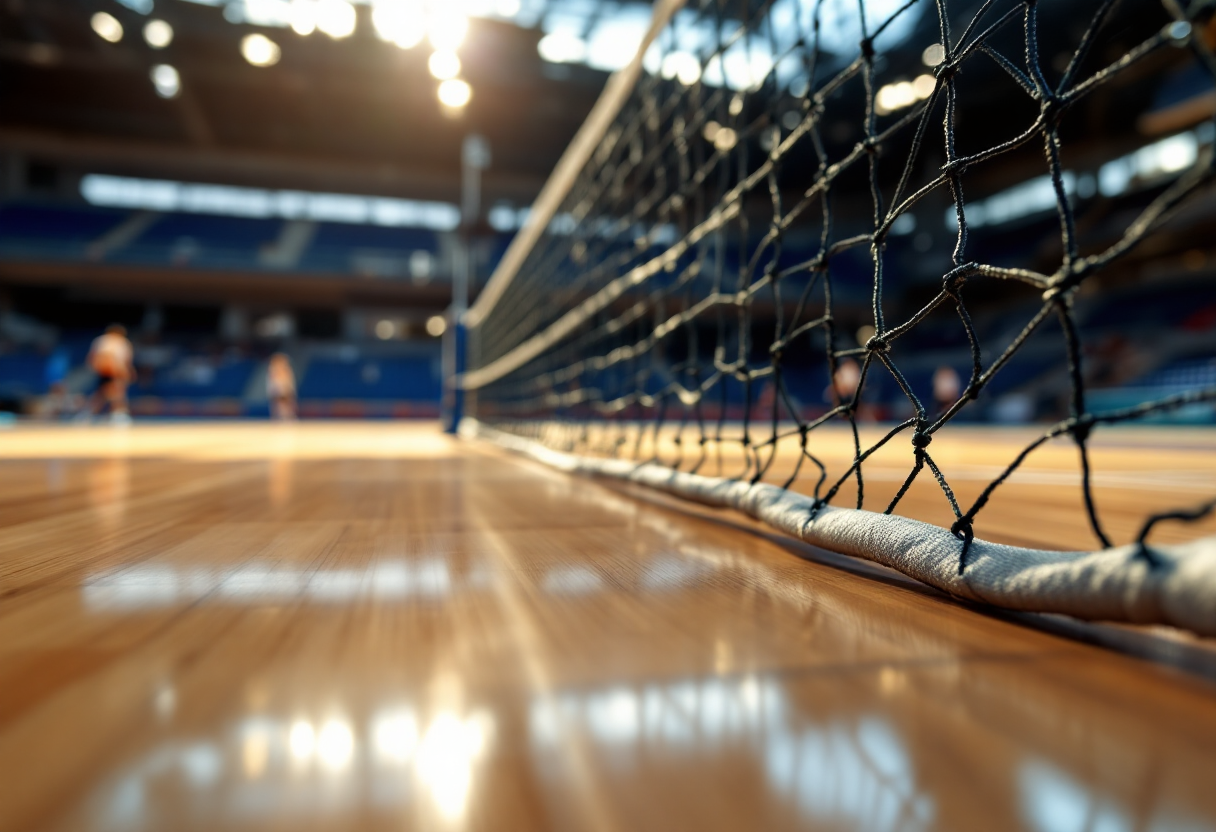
[0,423,1213,832]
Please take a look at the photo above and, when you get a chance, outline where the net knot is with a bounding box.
[864,334,890,353]
[932,61,957,80]
[951,517,974,541]
[911,431,933,449]
[948,513,977,540]
[952,518,976,573]
[942,263,977,295]
[1043,260,1090,300]
[1039,94,1065,125]
[859,37,875,59]
[1069,415,1095,443]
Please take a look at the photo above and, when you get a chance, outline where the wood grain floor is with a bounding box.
[0,422,1213,832]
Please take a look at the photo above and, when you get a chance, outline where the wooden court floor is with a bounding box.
[0,422,1214,832]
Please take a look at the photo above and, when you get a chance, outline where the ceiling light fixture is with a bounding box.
[316,0,357,39]
[290,0,317,35]
[241,33,282,67]
[150,64,181,99]
[91,12,124,43]
[371,0,426,49]
[427,50,461,80]
[427,10,468,51]
[143,19,174,49]
[437,78,471,109]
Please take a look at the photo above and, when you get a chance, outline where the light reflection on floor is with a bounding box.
[83,558,457,610]
[87,704,496,832]
[5,425,1214,831]
[81,674,940,832]
[1019,760,1215,832]
[530,674,934,831]
[81,553,716,611]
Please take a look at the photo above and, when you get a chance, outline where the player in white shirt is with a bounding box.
[88,324,134,423]
[266,353,297,420]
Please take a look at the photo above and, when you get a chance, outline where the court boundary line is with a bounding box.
[462,418,1216,638]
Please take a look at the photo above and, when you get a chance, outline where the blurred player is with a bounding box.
[267,352,297,420]
[833,359,861,404]
[88,324,133,424]
[933,366,962,417]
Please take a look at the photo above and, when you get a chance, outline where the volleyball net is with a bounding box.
[458,0,1216,636]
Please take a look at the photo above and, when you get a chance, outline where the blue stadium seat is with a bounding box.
[0,203,128,260]
[134,358,255,399]
[119,214,282,270]
[298,356,441,401]
[0,352,50,397]
[302,224,441,275]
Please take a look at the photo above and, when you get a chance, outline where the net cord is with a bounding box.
[463,0,686,332]
[465,418,1216,637]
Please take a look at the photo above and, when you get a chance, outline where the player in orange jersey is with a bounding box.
[87,324,134,424]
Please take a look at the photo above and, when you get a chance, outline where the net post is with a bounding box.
[442,318,467,434]
[444,133,491,434]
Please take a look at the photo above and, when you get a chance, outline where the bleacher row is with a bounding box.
[2,273,1212,421]
[0,202,457,279]
[0,198,1210,421]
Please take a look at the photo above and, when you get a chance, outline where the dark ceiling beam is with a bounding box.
[174,87,217,147]
[0,127,547,204]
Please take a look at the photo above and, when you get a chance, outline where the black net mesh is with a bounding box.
[467,0,1216,564]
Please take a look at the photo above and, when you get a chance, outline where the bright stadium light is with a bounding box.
[427,10,468,51]
[713,126,738,151]
[143,19,174,49]
[316,0,357,39]
[922,42,945,66]
[875,74,935,115]
[426,315,447,337]
[584,12,650,72]
[150,64,181,98]
[427,50,461,80]
[660,52,701,85]
[316,720,355,771]
[242,34,282,67]
[537,31,586,64]
[372,0,426,49]
[91,12,124,43]
[290,0,317,35]
[289,721,315,760]
[438,78,471,109]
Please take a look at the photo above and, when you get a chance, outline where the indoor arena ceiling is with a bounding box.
[0,0,666,207]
